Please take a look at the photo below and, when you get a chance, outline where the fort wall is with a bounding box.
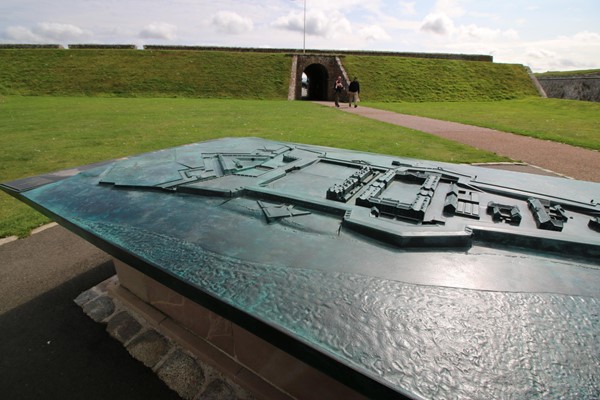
[142,45,493,62]
[0,43,493,62]
[537,75,600,102]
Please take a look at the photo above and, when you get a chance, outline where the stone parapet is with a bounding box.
[537,74,600,102]
[0,44,64,49]
[142,45,493,62]
[68,44,137,49]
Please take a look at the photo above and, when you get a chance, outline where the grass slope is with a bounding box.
[0,96,506,238]
[0,49,292,99]
[343,55,539,102]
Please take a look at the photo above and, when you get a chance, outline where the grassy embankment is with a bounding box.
[341,55,539,102]
[1,49,539,101]
[0,49,291,98]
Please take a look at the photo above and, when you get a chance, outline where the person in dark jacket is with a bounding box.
[333,76,344,107]
[348,77,360,108]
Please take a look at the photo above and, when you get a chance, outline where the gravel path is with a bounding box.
[316,102,600,183]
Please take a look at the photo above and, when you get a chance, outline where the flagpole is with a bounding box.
[303,0,306,53]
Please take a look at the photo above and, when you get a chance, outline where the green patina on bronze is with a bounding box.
[2,138,599,399]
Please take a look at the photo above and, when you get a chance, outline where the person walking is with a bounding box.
[333,76,343,108]
[348,76,360,108]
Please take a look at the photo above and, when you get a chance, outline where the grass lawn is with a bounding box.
[0,96,506,238]
[367,97,600,151]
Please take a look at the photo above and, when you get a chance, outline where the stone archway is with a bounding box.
[289,55,348,101]
[303,63,329,100]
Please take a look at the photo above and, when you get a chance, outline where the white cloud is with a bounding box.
[567,31,600,42]
[3,22,90,43]
[3,26,41,42]
[34,23,89,41]
[525,48,554,59]
[442,29,600,72]
[273,10,351,39]
[522,31,600,71]
[306,11,352,37]
[211,11,253,35]
[420,10,519,43]
[272,12,302,33]
[359,25,391,42]
[456,25,519,41]
[420,13,454,35]
[139,22,177,40]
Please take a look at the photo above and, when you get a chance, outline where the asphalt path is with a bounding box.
[0,226,181,400]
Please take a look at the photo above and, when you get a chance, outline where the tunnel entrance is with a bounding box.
[302,64,329,100]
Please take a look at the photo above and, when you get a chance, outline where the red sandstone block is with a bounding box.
[113,259,149,302]
[232,325,367,400]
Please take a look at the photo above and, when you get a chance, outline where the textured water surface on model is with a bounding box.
[69,220,600,399]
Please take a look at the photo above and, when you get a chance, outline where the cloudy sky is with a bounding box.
[1,0,598,72]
